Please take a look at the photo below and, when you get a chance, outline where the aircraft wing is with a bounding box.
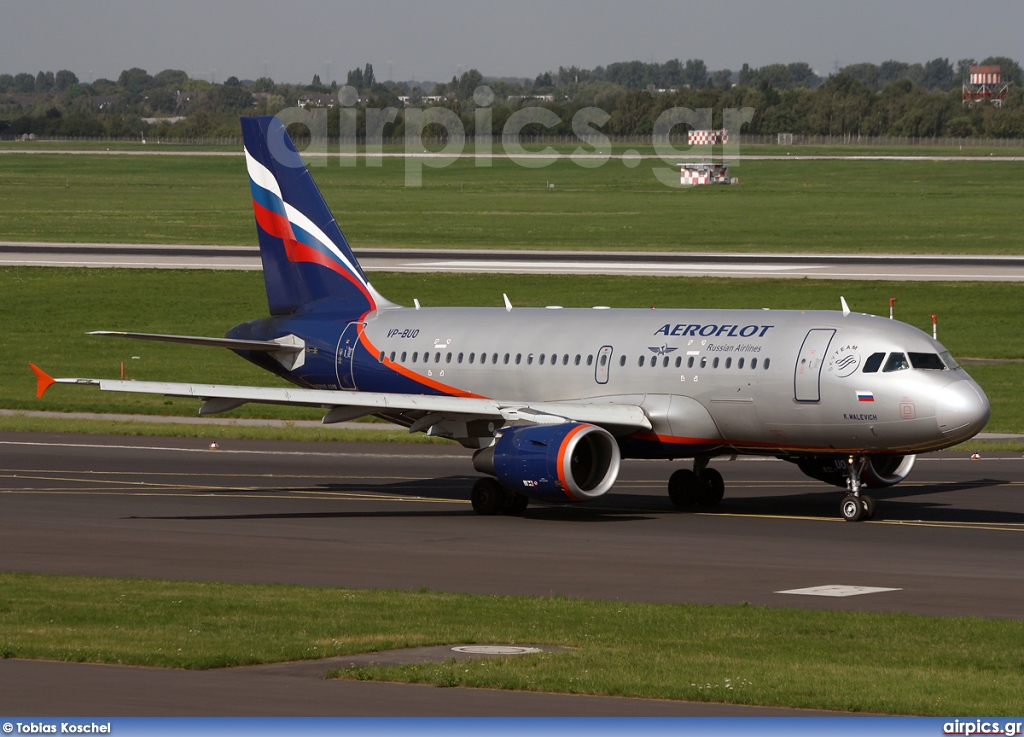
[29,364,652,431]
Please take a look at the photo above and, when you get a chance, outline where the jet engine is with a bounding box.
[473,422,620,503]
[794,454,917,488]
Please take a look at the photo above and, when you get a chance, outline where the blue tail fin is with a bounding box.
[241,116,389,316]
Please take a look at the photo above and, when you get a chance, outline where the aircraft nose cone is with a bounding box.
[935,379,990,439]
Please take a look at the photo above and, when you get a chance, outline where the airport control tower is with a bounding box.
[962,65,1009,107]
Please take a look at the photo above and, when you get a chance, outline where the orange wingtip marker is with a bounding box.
[29,363,56,399]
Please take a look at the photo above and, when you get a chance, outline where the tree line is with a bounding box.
[1,55,1022,141]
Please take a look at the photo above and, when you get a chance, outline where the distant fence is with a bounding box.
[3,133,1023,148]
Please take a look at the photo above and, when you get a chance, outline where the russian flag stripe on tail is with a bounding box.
[240,116,391,317]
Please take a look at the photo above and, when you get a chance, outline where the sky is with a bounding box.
[2,0,1022,85]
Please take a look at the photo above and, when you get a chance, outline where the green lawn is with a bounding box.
[2,572,1022,715]
[1,153,1022,253]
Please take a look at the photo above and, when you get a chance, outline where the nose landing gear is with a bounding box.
[840,454,876,522]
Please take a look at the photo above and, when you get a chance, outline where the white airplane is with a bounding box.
[31,116,991,521]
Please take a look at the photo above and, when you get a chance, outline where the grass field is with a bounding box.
[1,153,1023,253]
[2,572,1023,715]
[4,267,1022,433]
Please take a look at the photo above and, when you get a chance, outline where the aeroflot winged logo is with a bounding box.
[648,344,679,355]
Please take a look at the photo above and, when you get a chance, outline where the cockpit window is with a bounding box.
[863,352,885,373]
[883,352,910,372]
[940,351,960,370]
[909,352,946,370]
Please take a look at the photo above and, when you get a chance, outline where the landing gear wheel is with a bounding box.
[700,468,725,506]
[841,494,864,522]
[501,491,530,516]
[471,477,505,516]
[860,495,876,521]
[668,469,701,508]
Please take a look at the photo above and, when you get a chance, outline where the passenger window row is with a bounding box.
[381,350,770,371]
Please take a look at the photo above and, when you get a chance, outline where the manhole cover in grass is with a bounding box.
[451,645,543,655]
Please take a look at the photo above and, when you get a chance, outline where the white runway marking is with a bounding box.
[776,585,902,597]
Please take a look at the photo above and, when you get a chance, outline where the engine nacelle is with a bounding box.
[473,423,621,503]
[794,454,917,488]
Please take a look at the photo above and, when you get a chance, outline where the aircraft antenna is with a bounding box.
[503,294,513,312]
[414,299,421,310]
[840,296,850,316]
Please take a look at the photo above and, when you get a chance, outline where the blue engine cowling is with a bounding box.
[472,423,621,503]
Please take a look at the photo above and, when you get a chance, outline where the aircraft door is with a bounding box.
[794,328,835,402]
[595,345,613,385]
[335,322,364,390]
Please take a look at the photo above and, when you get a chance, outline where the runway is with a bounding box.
[3,241,1024,280]
[2,432,1021,618]
[2,431,1022,715]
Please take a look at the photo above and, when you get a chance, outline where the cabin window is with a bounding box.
[700,357,707,369]
[389,351,396,362]
[725,357,732,369]
[400,351,407,362]
[637,356,645,367]
[480,353,487,365]
[713,357,720,369]
[737,357,744,369]
[492,353,499,364]
[423,352,430,364]
[458,352,464,363]
[750,358,757,369]
[504,353,510,364]
[687,356,695,369]
[563,354,569,366]
[619,355,626,367]
[378,351,385,362]
[910,352,945,370]
[412,352,419,362]
[446,352,452,363]
[527,354,534,365]
[675,356,682,368]
[587,355,594,366]
[516,353,522,365]
[663,356,670,368]
[539,354,546,365]
[435,352,441,363]
[883,353,909,372]
[575,355,581,366]
[764,358,771,369]
[599,354,608,367]
[551,353,558,365]
[651,356,658,368]
[863,352,885,373]
[469,353,476,364]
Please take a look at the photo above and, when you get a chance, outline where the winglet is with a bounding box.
[29,363,56,399]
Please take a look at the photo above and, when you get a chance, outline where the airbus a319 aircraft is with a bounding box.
[32,116,991,521]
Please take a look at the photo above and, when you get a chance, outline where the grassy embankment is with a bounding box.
[2,571,1023,715]
[1,153,1023,254]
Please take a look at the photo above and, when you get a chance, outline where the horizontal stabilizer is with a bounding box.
[88,331,304,354]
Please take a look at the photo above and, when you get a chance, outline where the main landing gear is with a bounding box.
[840,454,875,522]
[667,458,725,509]
[471,477,529,516]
